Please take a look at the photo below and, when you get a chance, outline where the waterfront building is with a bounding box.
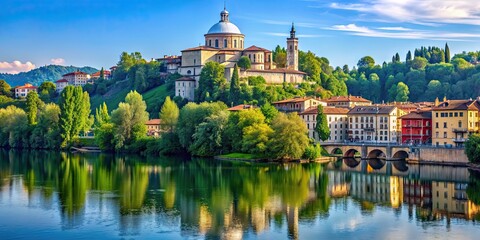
[146,119,162,137]
[347,106,398,143]
[62,70,91,86]
[431,98,480,147]
[55,79,69,93]
[324,95,372,108]
[273,97,326,113]
[399,111,432,144]
[14,83,37,98]
[299,106,349,143]
[172,7,306,100]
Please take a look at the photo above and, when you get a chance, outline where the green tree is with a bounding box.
[445,43,451,63]
[196,62,226,102]
[406,50,412,62]
[228,65,241,106]
[410,57,428,70]
[260,102,278,124]
[357,56,375,68]
[268,113,309,160]
[111,91,149,149]
[26,91,42,125]
[395,82,409,102]
[299,51,321,82]
[159,96,179,133]
[465,134,480,163]
[0,80,11,97]
[0,106,28,148]
[237,56,251,70]
[242,123,273,154]
[273,45,287,68]
[59,86,90,146]
[99,67,105,80]
[95,102,110,127]
[315,105,330,141]
[190,111,229,156]
[38,81,56,102]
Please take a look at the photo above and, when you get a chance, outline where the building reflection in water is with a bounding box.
[1,150,480,239]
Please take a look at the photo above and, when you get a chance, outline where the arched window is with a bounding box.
[209,40,212,46]
[240,40,243,48]
[215,39,219,48]
[224,39,227,48]
[234,40,237,48]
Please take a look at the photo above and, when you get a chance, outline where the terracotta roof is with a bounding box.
[181,46,219,52]
[243,45,271,52]
[91,70,111,77]
[246,68,306,75]
[273,97,320,104]
[325,95,371,103]
[146,119,161,125]
[433,100,480,111]
[176,76,196,81]
[299,106,349,115]
[398,111,432,119]
[63,71,88,77]
[56,79,68,83]
[348,106,397,115]
[15,85,37,90]
[227,104,258,111]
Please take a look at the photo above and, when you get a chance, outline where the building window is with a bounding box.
[459,121,462,128]
[215,39,219,48]
[444,132,447,138]
[209,40,212,46]
[454,112,458,117]
[234,40,237,48]
[460,112,463,117]
[436,112,438,117]
[224,39,227,48]
[444,122,447,128]
[436,122,439,128]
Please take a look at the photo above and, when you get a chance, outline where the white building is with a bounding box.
[14,83,37,98]
[347,106,398,143]
[62,71,90,86]
[299,106,349,143]
[55,79,69,93]
[175,76,196,101]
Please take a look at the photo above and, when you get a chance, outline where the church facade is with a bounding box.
[172,8,306,101]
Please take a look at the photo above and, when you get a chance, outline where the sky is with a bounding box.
[1,0,480,74]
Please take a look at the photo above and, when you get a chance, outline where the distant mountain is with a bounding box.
[0,65,99,86]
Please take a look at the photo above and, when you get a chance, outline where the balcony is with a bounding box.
[452,138,467,143]
[453,128,468,133]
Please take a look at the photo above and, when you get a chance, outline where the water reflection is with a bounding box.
[0,150,480,239]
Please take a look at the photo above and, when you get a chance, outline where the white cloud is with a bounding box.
[328,23,480,41]
[377,27,412,31]
[0,61,36,74]
[330,0,480,25]
[50,58,65,65]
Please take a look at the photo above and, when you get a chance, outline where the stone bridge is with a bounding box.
[323,143,411,160]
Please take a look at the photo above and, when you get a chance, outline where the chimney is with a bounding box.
[434,97,439,107]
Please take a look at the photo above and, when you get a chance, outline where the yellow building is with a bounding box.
[431,99,480,147]
[347,106,398,143]
[431,181,480,220]
[299,106,349,143]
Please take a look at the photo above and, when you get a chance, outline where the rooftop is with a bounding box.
[63,71,88,77]
[181,46,219,52]
[55,79,68,83]
[273,96,322,104]
[227,104,258,111]
[176,76,196,82]
[433,99,480,111]
[325,95,371,103]
[146,119,162,125]
[206,8,242,35]
[243,45,271,52]
[348,106,397,115]
[299,106,349,115]
[398,111,432,119]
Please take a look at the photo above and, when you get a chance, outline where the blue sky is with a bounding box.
[1,0,480,73]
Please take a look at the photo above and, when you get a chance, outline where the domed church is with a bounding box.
[173,7,306,101]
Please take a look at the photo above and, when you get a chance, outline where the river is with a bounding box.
[0,150,480,239]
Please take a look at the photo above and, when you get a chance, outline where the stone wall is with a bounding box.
[409,147,468,165]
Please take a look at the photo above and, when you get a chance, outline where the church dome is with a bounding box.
[207,22,242,34]
[206,8,242,35]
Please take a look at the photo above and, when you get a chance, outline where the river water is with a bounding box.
[0,150,480,239]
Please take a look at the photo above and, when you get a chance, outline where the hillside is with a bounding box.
[0,65,98,86]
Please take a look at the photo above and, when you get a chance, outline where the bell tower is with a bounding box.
[286,23,298,71]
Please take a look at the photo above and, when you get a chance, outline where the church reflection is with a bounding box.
[1,150,480,239]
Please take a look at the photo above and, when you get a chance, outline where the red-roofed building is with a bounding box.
[14,83,37,98]
[63,70,91,86]
[242,45,273,70]
[90,69,112,80]
[227,104,257,111]
[55,79,69,93]
[324,95,372,108]
[399,111,432,145]
[157,55,182,74]
[146,119,163,137]
[299,106,349,143]
[273,97,326,112]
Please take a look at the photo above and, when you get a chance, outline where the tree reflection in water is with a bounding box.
[1,150,480,239]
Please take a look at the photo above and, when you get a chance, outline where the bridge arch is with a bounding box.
[392,150,409,159]
[344,149,360,158]
[393,160,409,172]
[367,149,386,159]
[344,157,361,168]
